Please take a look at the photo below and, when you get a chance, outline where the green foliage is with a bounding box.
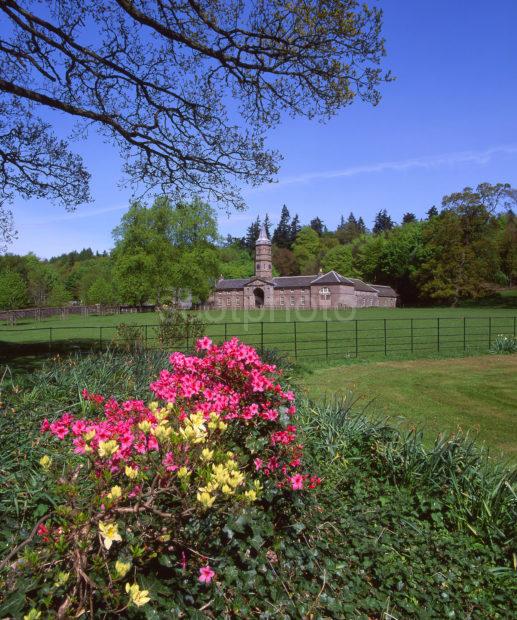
[156,308,204,351]
[321,243,357,276]
[0,352,516,618]
[292,226,321,274]
[114,323,145,353]
[218,243,254,279]
[0,270,27,310]
[490,333,517,354]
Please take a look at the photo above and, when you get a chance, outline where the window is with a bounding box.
[290,295,295,306]
[319,287,331,300]
[227,296,231,306]
[301,296,305,306]
[280,295,285,305]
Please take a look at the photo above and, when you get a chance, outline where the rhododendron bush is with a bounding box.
[5,338,320,617]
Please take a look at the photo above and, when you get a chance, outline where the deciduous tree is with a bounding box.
[0,0,389,245]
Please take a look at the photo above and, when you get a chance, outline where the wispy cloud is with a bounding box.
[252,144,517,190]
[23,204,128,227]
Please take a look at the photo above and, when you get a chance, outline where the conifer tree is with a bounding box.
[245,216,261,251]
[272,205,291,248]
[372,209,394,234]
[288,214,301,248]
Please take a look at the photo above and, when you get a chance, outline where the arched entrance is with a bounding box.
[253,287,265,308]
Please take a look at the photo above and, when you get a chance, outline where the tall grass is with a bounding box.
[297,395,517,548]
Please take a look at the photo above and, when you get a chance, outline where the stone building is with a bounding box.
[211,225,397,310]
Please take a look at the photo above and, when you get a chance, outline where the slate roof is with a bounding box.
[215,278,250,290]
[272,275,316,288]
[347,278,379,293]
[370,284,397,297]
[214,271,397,296]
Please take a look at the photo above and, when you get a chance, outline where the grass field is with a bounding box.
[300,354,517,458]
[1,306,516,361]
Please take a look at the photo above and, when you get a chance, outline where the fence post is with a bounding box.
[293,321,297,359]
[463,317,466,351]
[325,320,329,361]
[437,317,440,352]
[355,319,359,358]
[99,326,103,349]
[514,316,516,337]
[49,327,52,351]
[224,322,227,342]
[488,317,492,349]
[384,318,387,356]
[260,321,264,353]
[410,318,414,353]
[145,324,148,349]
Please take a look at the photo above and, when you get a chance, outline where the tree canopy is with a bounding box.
[0,0,390,246]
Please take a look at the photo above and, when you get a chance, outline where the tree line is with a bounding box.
[0,183,515,311]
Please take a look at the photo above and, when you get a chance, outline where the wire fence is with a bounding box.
[1,315,516,361]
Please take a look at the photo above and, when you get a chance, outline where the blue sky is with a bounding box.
[8,0,517,258]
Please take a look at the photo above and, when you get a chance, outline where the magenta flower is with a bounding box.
[196,336,213,351]
[198,565,215,584]
[290,474,304,490]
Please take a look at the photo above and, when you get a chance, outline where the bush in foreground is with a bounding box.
[1,348,516,618]
[1,339,319,617]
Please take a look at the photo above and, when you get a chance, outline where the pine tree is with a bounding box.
[245,216,261,251]
[272,205,291,248]
[336,212,363,243]
[427,206,439,219]
[288,214,301,247]
[264,213,272,238]
[372,209,394,234]
[310,217,325,236]
[402,212,417,224]
[357,217,367,234]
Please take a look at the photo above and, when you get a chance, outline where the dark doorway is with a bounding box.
[253,288,265,308]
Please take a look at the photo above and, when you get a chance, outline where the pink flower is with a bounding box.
[198,565,215,584]
[290,474,304,490]
[254,458,263,471]
[196,336,213,351]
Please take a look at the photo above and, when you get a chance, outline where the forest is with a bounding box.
[0,183,515,310]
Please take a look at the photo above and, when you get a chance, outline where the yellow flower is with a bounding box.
[207,412,220,430]
[253,479,263,491]
[177,466,190,479]
[218,420,228,431]
[99,521,122,550]
[125,582,151,607]
[107,485,122,501]
[228,470,245,488]
[115,559,131,578]
[54,571,70,587]
[201,448,214,461]
[98,440,119,458]
[152,423,172,441]
[125,465,138,479]
[244,489,257,502]
[221,484,233,495]
[83,429,96,441]
[23,610,41,620]
[148,401,159,412]
[39,455,52,470]
[197,491,216,508]
[138,420,152,433]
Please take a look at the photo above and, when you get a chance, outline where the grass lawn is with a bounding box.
[300,354,517,458]
[2,306,516,362]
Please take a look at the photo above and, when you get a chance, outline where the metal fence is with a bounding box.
[1,315,516,361]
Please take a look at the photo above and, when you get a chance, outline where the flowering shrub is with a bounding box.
[5,338,320,617]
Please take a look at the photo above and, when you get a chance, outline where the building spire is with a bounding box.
[256,222,270,245]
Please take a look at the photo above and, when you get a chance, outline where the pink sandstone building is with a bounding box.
[212,225,397,310]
